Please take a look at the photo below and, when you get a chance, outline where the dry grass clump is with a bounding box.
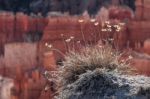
[54,44,134,99]
[59,43,131,87]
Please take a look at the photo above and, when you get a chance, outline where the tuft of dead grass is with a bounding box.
[59,43,131,87]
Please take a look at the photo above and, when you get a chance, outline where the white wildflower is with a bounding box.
[65,39,71,43]
[70,36,75,39]
[94,22,99,26]
[78,19,84,23]
[90,18,96,22]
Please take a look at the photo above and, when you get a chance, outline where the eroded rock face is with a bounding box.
[144,39,150,55]
[128,21,150,48]
[135,0,150,20]
[58,70,150,99]
[0,76,14,99]
[4,43,37,71]
[109,6,134,21]
[0,12,48,55]
[131,51,150,76]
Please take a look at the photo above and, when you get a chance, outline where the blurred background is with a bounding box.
[0,0,135,16]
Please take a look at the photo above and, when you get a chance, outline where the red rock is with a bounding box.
[15,13,29,41]
[143,6,150,20]
[5,13,15,42]
[0,56,4,73]
[0,12,15,42]
[28,16,48,34]
[39,40,66,62]
[143,39,150,54]
[135,0,143,6]
[16,13,29,32]
[128,21,150,48]
[114,26,128,50]
[43,17,100,42]
[31,70,40,82]
[16,75,46,99]
[4,43,37,71]
[109,6,133,21]
[36,17,48,32]
[43,51,56,71]
[39,90,52,99]
[131,58,150,76]
[28,17,37,32]
[143,0,150,6]
[135,0,150,20]
[135,6,143,20]
[0,33,6,54]
[0,12,5,33]
[42,19,99,59]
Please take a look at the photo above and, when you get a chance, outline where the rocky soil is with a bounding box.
[57,70,150,99]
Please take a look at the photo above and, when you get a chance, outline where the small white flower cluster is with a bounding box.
[79,18,99,26]
[65,36,75,43]
[101,21,124,32]
[78,19,84,23]
[90,18,96,22]
[114,25,121,32]
[94,22,99,26]
[45,42,53,48]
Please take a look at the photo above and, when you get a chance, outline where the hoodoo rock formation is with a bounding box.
[0,12,48,55]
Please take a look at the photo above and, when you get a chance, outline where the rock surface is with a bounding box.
[58,70,150,99]
[0,76,14,99]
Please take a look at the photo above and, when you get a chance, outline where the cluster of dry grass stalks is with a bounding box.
[61,43,132,84]
[48,43,133,99]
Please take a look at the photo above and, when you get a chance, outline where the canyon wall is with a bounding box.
[0,6,150,60]
[0,12,48,55]
[135,0,150,20]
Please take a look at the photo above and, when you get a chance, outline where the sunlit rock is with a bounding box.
[0,76,14,99]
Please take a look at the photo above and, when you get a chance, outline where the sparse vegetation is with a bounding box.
[51,43,138,99]
[60,44,130,86]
